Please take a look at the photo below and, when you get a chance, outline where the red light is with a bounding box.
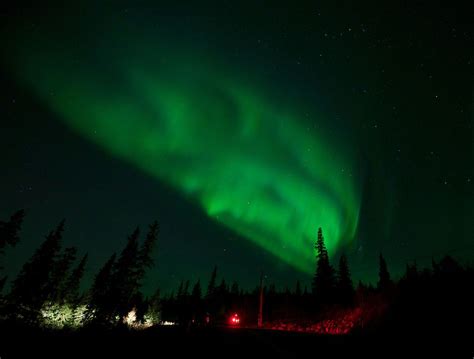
[229,313,240,326]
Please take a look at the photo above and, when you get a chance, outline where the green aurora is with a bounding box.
[6,23,361,274]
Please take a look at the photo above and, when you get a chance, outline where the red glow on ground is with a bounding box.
[267,308,365,335]
[312,308,362,334]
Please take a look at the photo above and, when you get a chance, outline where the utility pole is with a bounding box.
[258,271,264,328]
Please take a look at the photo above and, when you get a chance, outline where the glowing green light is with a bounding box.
[8,25,360,274]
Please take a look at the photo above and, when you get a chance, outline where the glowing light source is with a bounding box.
[229,313,240,325]
[161,321,176,326]
[40,303,87,329]
[124,308,137,326]
[6,19,361,274]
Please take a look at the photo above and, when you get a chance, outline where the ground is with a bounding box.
[0,323,471,358]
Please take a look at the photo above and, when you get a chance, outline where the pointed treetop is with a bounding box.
[206,265,218,298]
[377,253,392,291]
[295,280,302,296]
[192,279,202,299]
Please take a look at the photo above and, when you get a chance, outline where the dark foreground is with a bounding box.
[1,323,472,359]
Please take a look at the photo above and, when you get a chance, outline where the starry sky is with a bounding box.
[1,1,473,293]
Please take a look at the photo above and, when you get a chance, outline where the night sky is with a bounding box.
[1,1,473,294]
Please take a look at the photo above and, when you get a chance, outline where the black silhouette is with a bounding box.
[0,210,472,357]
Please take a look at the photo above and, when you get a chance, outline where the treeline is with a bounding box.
[0,210,362,328]
[158,227,393,325]
[158,226,474,331]
[1,209,473,332]
[0,210,160,328]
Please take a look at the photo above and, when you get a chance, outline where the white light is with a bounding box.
[124,308,137,326]
[161,321,176,326]
[40,303,87,329]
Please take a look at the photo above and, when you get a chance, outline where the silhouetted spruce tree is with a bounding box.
[147,287,161,323]
[0,210,25,296]
[312,227,336,304]
[216,279,228,318]
[86,253,116,324]
[218,279,228,295]
[337,254,354,306]
[295,280,302,296]
[191,279,202,322]
[136,221,159,285]
[120,221,159,322]
[206,266,218,299]
[183,280,190,296]
[133,291,146,323]
[0,209,25,269]
[176,279,191,324]
[177,280,184,298]
[230,281,239,295]
[62,254,88,306]
[9,220,65,319]
[268,283,276,296]
[218,277,227,296]
[111,227,141,319]
[436,255,462,275]
[48,246,77,303]
[192,279,202,299]
[205,266,219,320]
[405,261,418,282]
[377,253,392,291]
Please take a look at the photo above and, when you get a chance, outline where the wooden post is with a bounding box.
[258,271,264,328]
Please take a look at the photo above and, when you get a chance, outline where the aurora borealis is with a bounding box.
[7,29,360,275]
[1,2,473,292]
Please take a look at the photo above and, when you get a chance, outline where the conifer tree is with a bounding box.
[377,253,392,291]
[206,266,218,299]
[218,279,228,295]
[0,209,25,267]
[136,221,159,285]
[295,280,302,296]
[191,279,202,322]
[111,227,141,318]
[147,287,161,324]
[86,253,116,324]
[230,281,239,296]
[9,220,65,317]
[191,279,201,299]
[337,254,354,305]
[268,283,276,296]
[183,280,190,297]
[63,254,88,306]
[312,227,336,304]
[48,246,77,303]
[177,280,184,299]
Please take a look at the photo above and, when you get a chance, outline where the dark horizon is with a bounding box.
[1,208,472,297]
[1,0,473,295]
[1,3,474,356]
